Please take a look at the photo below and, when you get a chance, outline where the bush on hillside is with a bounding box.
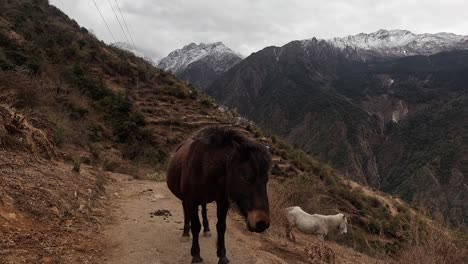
[72,158,81,173]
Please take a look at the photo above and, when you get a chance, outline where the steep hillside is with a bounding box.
[208,38,468,228]
[0,1,466,263]
[158,42,243,89]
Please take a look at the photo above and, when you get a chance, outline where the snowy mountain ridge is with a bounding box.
[320,29,468,58]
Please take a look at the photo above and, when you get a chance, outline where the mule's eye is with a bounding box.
[242,173,254,184]
[246,176,255,184]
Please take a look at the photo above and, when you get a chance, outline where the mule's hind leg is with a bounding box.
[285,221,296,242]
[190,205,203,263]
[216,199,230,264]
[291,230,296,242]
[181,200,191,241]
[202,203,211,237]
[285,221,292,240]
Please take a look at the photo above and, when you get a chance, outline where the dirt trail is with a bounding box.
[101,173,389,264]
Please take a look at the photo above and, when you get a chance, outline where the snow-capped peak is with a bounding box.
[323,29,468,58]
[158,42,243,74]
[111,42,156,65]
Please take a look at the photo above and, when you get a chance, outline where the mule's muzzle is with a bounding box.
[246,210,270,233]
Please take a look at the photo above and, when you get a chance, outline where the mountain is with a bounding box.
[324,29,468,60]
[158,42,243,89]
[111,41,157,65]
[208,35,468,228]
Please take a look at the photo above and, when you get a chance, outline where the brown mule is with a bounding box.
[166,126,272,264]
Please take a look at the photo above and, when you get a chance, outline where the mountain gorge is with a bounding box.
[208,32,468,228]
[157,42,243,89]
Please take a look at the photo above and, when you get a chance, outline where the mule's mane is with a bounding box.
[193,126,250,147]
[193,126,271,177]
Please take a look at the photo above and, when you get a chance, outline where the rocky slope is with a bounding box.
[208,37,468,228]
[157,42,243,89]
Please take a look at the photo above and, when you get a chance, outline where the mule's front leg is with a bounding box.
[190,206,203,263]
[318,233,325,241]
[216,200,229,264]
[202,204,211,237]
[285,221,296,242]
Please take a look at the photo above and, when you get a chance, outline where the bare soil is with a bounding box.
[99,173,390,264]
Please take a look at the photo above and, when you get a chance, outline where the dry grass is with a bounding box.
[396,217,468,264]
[145,171,166,182]
[268,180,290,227]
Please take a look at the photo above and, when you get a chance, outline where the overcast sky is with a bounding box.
[49,0,468,59]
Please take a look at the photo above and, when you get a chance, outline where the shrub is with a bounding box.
[68,104,88,119]
[15,86,39,109]
[122,144,168,166]
[26,56,41,74]
[87,126,102,142]
[366,196,382,208]
[103,159,119,172]
[0,50,14,70]
[53,124,66,146]
[146,171,166,182]
[72,158,81,173]
[271,135,277,143]
[200,96,215,108]
[65,41,80,58]
[166,84,190,98]
[254,130,261,138]
[271,164,282,176]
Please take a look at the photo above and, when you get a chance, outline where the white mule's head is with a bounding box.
[338,213,348,234]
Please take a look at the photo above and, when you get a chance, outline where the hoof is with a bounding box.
[203,231,211,237]
[180,235,190,242]
[218,256,230,264]
[192,256,204,263]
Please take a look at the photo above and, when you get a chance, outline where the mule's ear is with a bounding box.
[199,133,229,147]
[343,214,346,219]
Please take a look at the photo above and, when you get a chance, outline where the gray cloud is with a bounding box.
[50,0,468,59]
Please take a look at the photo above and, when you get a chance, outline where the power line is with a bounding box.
[92,0,117,43]
[114,0,137,51]
[107,0,130,44]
